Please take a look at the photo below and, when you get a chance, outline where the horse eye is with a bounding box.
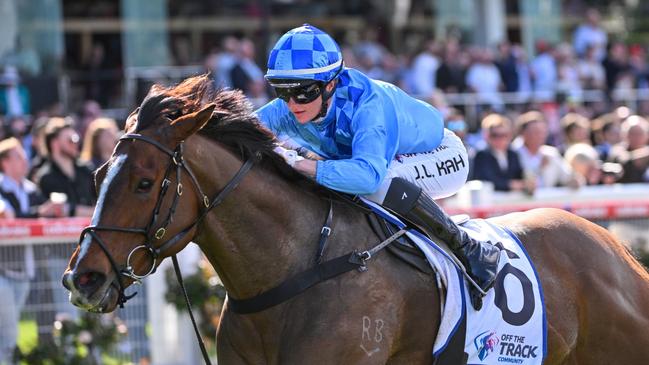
[136,179,153,192]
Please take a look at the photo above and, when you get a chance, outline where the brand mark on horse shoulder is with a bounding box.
[437,154,465,176]
[360,344,380,357]
[360,316,384,356]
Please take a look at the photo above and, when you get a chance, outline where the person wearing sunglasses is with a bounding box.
[256,24,500,309]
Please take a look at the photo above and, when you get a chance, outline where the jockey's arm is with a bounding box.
[314,121,393,195]
[293,159,317,178]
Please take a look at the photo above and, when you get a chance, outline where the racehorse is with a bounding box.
[62,75,649,364]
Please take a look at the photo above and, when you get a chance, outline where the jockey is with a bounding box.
[256,24,499,309]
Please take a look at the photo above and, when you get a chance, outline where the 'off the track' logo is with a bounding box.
[474,330,499,361]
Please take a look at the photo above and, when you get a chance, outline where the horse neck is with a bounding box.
[187,139,334,299]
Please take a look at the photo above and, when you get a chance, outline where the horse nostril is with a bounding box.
[73,271,107,296]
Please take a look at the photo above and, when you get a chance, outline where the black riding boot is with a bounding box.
[382,178,500,310]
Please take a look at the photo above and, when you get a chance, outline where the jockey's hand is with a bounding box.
[274,146,304,167]
[296,147,325,161]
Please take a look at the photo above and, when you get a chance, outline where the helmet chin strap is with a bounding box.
[316,80,337,119]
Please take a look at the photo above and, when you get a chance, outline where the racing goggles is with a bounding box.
[273,82,323,104]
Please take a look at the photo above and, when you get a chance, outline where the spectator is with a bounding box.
[6,115,32,157]
[355,50,386,81]
[495,41,518,93]
[471,113,527,192]
[573,8,608,61]
[80,117,120,170]
[0,234,30,365]
[0,66,30,117]
[81,42,112,106]
[560,112,592,152]
[3,35,41,76]
[530,40,557,101]
[609,115,649,183]
[445,112,468,139]
[564,143,610,185]
[171,35,193,66]
[28,116,50,180]
[592,113,622,161]
[602,41,630,94]
[513,45,533,103]
[428,89,452,119]
[555,43,583,102]
[577,44,607,90]
[77,100,103,141]
[32,117,96,217]
[230,38,265,97]
[211,36,239,89]
[435,39,467,93]
[629,44,649,89]
[0,137,65,365]
[512,111,579,188]
[445,109,476,166]
[352,28,388,73]
[410,39,440,97]
[0,137,65,218]
[465,47,504,111]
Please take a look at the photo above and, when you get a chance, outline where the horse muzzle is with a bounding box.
[62,270,120,313]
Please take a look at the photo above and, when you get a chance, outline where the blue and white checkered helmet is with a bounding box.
[265,24,343,86]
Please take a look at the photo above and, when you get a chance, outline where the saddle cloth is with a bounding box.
[361,198,547,365]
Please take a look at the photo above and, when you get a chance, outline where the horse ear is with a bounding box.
[170,103,217,140]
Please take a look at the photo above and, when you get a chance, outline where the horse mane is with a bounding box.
[136,74,332,196]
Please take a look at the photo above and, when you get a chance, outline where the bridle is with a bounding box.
[78,132,256,308]
[75,131,406,365]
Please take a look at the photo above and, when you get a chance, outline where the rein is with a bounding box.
[79,132,407,364]
[80,133,256,303]
[78,133,256,365]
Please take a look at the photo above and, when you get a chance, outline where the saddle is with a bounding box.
[366,210,471,274]
[366,212,435,275]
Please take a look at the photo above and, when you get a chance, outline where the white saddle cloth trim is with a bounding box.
[360,198,547,365]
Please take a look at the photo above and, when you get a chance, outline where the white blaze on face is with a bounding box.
[76,154,127,266]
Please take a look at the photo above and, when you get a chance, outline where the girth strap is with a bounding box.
[228,251,365,314]
[315,201,334,264]
[228,228,407,314]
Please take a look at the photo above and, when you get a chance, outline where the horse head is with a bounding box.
[63,77,230,313]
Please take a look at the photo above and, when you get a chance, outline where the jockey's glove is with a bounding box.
[273,146,305,167]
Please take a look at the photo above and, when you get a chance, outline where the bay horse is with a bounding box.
[63,75,649,364]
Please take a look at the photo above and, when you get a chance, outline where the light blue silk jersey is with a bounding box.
[256,68,444,194]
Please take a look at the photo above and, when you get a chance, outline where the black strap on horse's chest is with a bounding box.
[228,204,406,314]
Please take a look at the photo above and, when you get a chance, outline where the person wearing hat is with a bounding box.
[256,24,500,309]
[0,66,30,117]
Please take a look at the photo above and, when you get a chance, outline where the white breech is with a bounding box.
[367,129,469,203]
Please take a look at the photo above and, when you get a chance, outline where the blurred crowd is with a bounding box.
[0,8,647,221]
[0,7,649,363]
[0,97,117,219]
